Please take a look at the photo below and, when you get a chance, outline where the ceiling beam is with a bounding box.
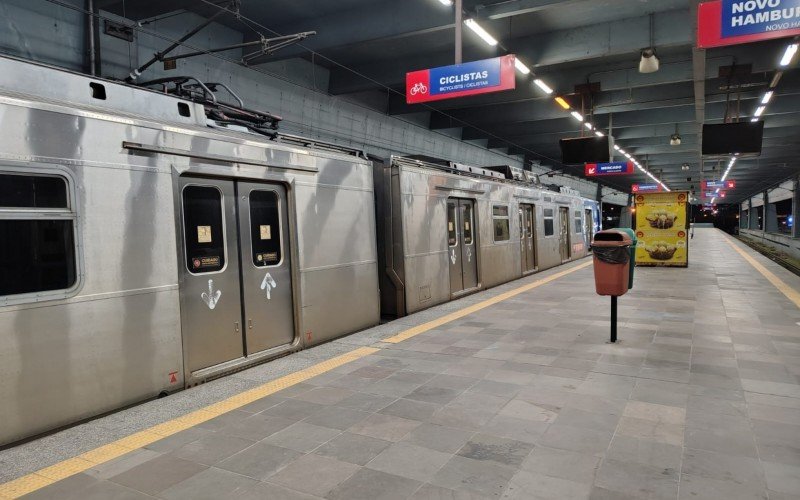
[475,0,582,19]
[246,0,456,63]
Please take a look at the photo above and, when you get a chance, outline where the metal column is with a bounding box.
[455,0,463,64]
[764,190,778,234]
[793,177,800,238]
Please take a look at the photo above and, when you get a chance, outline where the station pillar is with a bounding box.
[792,177,799,239]
[749,198,759,230]
[764,190,778,234]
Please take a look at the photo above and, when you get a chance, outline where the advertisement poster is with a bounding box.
[635,192,690,267]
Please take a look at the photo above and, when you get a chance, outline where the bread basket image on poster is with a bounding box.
[644,240,677,260]
[645,211,678,229]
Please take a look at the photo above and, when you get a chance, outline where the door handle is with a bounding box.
[234,321,239,333]
[248,319,253,329]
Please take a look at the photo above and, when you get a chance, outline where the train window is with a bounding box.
[177,102,191,117]
[463,203,474,245]
[0,174,68,208]
[543,208,555,236]
[574,211,583,233]
[493,205,509,217]
[526,207,534,237]
[447,202,457,246]
[89,82,106,100]
[492,204,510,242]
[249,190,282,267]
[0,172,77,297]
[182,185,226,273]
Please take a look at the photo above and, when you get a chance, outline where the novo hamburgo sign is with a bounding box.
[699,0,800,48]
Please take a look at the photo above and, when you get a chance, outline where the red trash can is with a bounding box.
[591,230,632,296]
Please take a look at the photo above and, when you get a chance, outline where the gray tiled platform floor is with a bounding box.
[9,228,800,499]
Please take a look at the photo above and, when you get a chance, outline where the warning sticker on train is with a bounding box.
[193,255,220,269]
[197,225,212,243]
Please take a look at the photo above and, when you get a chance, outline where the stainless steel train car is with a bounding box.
[0,56,379,445]
[374,156,590,317]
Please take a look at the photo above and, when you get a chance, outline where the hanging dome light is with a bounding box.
[639,14,659,74]
[639,48,660,73]
[670,124,681,146]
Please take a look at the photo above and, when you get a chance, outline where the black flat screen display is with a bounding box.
[702,122,763,156]
[560,136,610,164]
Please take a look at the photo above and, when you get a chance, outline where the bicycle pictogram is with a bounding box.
[410,82,428,95]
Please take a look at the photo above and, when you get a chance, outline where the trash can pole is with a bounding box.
[610,296,618,343]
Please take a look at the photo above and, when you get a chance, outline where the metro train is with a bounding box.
[0,55,599,445]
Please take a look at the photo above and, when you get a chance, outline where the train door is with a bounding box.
[584,209,594,248]
[237,182,294,353]
[178,177,294,374]
[519,204,536,273]
[459,200,478,290]
[447,198,478,295]
[558,206,571,262]
[447,200,463,293]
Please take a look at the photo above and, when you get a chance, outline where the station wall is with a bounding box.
[0,0,629,204]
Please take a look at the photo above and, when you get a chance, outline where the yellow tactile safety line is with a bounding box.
[383,259,593,343]
[0,347,378,499]
[0,259,593,499]
[725,237,800,309]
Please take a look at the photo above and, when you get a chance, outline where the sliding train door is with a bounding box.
[178,177,295,376]
[519,204,536,273]
[558,206,571,262]
[447,198,478,295]
[237,182,294,353]
[584,208,594,248]
[179,179,243,372]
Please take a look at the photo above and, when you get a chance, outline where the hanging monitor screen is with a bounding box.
[702,121,763,156]
[560,136,610,164]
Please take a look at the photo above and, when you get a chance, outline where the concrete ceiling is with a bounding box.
[99,0,800,203]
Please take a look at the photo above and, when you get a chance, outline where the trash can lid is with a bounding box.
[592,230,632,246]
[614,228,638,245]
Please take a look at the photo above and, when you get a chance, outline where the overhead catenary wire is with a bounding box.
[43,0,625,194]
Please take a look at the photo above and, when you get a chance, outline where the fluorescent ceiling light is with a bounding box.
[780,43,798,66]
[595,131,604,137]
[711,197,716,203]
[584,122,593,130]
[625,153,632,159]
[534,79,553,94]
[761,91,773,104]
[570,111,583,122]
[754,106,766,117]
[515,59,531,74]
[554,96,570,109]
[613,144,620,151]
[751,117,759,122]
[464,19,498,46]
[437,0,453,4]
